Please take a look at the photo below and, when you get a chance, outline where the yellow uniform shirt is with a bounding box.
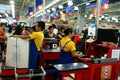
[60,37,76,52]
[30,31,44,51]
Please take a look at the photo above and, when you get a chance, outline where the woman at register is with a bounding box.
[44,26,56,38]
[58,28,82,64]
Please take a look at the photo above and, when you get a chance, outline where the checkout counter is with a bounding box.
[40,38,60,68]
[54,58,119,80]
[40,38,120,80]
[54,62,89,80]
[40,38,60,80]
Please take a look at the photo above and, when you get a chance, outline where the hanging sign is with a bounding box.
[88,23,96,36]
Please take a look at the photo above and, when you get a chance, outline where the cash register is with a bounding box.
[42,38,58,49]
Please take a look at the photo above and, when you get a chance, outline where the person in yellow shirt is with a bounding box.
[58,28,82,64]
[14,21,45,69]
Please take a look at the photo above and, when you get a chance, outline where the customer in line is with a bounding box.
[0,23,6,60]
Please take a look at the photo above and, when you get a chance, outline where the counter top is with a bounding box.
[54,62,89,71]
[41,48,60,52]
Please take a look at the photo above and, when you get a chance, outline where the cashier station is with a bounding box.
[37,34,119,80]
[2,35,119,80]
[40,38,60,80]
[53,32,120,80]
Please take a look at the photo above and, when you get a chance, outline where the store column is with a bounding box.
[77,5,86,31]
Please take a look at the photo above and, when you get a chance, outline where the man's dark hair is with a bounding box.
[64,28,73,36]
[31,26,36,31]
[37,21,45,31]
[0,23,6,27]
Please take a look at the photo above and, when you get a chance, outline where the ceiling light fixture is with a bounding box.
[68,0,73,6]
[10,0,14,4]
[74,6,79,10]
[84,15,87,18]
[58,5,63,9]
[86,2,90,5]
[52,8,56,11]
[47,9,51,13]
[29,0,60,19]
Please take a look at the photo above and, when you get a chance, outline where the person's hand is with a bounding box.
[14,35,18,38]
[78,52,83,57]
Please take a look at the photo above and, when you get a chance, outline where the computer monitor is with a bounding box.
[97,29,118,43]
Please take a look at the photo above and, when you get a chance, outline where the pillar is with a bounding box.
[77,4,86,31]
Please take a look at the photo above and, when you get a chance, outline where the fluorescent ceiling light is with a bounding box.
[13,19,16,22]
[107,19,110,22]
[52,8,56,11]
[1,19,7,23]
[99,18,102,21]
[58,5,63,9]
[86,2,90,5]
[44,11,46,14]
[45,0,60,9]
[101,15,105,18]
[90,14,94,17]
[40,13,43,15]
[74,6,79,10]
[105,17,108,20]
[115,20,118,23]
[47,9,51,13]
[29,0,60,19]
[68,1,73,6]
[84,15,87,18]
[10,0,14,4]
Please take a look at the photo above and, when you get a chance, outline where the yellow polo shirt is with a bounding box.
[60,37,76,52]
[30,31,44,51]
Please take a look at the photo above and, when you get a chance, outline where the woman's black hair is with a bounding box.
[14,25,22,35]
[60,26,64,31]
[48,26,54,30]
[8,25,12,33]
[64,28,73,36]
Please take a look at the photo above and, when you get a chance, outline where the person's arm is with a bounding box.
[14,35,30,39]
[70,41,83,57]
[0,35,5,40]
[57,34,63,39]
[71,51,82,57]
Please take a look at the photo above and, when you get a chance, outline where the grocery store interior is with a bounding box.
[0,0,120,80]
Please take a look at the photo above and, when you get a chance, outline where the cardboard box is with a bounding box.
[6,37,29,68]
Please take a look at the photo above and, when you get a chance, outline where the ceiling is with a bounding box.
[0,0,24,16]
[0,0,120,20]
[0,0,67,17]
